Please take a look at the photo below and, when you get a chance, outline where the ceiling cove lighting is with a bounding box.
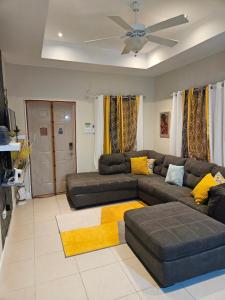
[58,32,63,37]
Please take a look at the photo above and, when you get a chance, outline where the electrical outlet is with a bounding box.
[2,209,7,220]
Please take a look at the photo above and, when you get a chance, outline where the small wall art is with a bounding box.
[160,112,170,138]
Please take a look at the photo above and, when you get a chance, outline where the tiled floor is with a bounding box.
[1,195,225,299]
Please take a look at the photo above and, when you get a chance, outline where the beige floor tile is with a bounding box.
[7,223,34,243]
[0,259,34,294]
[138,287,194,300]
[119,257,158,291]
[35,251,79,284]
[36,274,88,300]
[111,244,136,261]
[118,293,141,300]
[34,218,59,238]
[11,212,34,226]
[12,201,34,224]
[57,197,72,214]
[34,234,62,257]
[0,286,35,300]
[76,248,117,272]
[81,262,135,300]
[34,197,59,221]
[184,272,225,300]
[3,239,34,263]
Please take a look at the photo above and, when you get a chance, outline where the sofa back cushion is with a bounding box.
[148,150,165,175]
[124,150,149,173]
[99,153,130,175]
[183,158,216,188]
[124,150,150,161]
[212,166,225,178]
[124,150,165,174]
[161,155,186,177]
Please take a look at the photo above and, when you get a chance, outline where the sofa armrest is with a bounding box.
[208,184,225,224]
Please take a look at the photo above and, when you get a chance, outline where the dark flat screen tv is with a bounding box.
[7,108,16,131]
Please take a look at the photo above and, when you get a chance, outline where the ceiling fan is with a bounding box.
[84,0,189,55]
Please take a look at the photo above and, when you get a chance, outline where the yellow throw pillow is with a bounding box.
[192,173,218,205]
[131,156,149,175]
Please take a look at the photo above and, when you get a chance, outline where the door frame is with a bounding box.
[25,100,77,198]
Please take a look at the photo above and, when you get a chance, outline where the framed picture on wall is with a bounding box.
[160,112,170,138]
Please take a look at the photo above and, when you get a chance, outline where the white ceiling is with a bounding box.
[1,0,225,76]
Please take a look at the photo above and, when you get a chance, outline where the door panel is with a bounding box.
[27,102,54,197]
[53,102,76,193]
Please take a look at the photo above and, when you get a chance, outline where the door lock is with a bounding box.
[69,142,73,150]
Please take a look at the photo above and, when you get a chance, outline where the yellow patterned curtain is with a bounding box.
[187,88,209,160]
[103,95,138,154]
[103,96,111,154]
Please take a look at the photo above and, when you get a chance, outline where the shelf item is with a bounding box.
[0,142,20,152]
[1,183,24,188]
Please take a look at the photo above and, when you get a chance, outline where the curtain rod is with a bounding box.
[171,82,224,96]
[96,95,144,99]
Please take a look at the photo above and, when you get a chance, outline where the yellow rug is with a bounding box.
[60,201,144,257]
[101,201,145,224]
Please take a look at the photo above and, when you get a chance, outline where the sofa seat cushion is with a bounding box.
[125,202,225,262]
[66,172,137,195]
[137,174,192,203]
[178,196,208,214]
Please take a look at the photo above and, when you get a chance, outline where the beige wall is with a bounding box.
[153,49,225,154]
[5,63,155,174]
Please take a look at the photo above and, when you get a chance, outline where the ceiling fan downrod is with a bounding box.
[131,0,140,24]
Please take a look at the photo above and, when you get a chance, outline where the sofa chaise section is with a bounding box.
[66,172,137,209]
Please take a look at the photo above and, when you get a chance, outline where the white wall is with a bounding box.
[153,49,225,153]
[5,63,155,174]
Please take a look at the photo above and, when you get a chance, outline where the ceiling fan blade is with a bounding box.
[146,14,188,34]
[84,35,122,43]
[121,38,133,54]
[108,16,133,31]
[121,44,131,55]
[146,35,178,47]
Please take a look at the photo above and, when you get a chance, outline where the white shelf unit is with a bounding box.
[0,142,20,152]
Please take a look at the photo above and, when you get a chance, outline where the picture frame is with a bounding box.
[160,112,170,138]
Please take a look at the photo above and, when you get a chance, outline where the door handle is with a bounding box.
[69,142,73,150]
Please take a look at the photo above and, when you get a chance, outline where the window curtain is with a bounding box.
[94,95,104,169]
[104,95,139,154]
[181,90,189,157]
[208,81,225,166]
[187,88,209,161]
[170,91,183,156]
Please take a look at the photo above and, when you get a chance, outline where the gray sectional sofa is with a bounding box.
[66,149,225,287]
[66,149,224,220]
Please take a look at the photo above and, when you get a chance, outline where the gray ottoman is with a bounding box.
[125,202,225,287]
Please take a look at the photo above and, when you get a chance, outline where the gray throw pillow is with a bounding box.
[165,164,184,186]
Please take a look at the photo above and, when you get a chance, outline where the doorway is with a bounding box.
[26,100,76,197]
